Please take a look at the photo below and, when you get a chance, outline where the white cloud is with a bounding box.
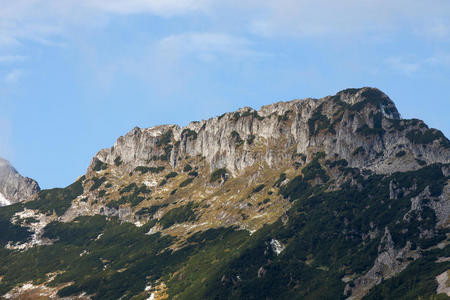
[387,51,450,75]
[0,55,26,64]
[157,32,261,63]
[83,0,211,16]
[246,0,450,38]
[4,69,24,84]
[425,51,450,67]
[386,57,421,76]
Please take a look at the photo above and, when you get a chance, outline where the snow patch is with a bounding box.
[270,239,285,255]
[144,180,157,187]
[0,192,11,206]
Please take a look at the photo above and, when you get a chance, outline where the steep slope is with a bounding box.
[0,158,40,206]
[0,87,449,299]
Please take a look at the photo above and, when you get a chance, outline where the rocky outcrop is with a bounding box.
[89,88,450,179]
[0,158,40,206]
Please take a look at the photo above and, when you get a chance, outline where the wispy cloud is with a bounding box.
[83,0,211,16]
[157,32,262,63]
[387,51,450,75]
[4,69,24,84]
[386,57,421,76]
[0,55,27,64]
[247,0,450,39]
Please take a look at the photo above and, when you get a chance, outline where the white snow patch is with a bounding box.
[144,180,157,187]
[270,239,285,255]
[147,293,155,300]
[134,221,144,227]
[0,192,11,206]
[95,233,103,241]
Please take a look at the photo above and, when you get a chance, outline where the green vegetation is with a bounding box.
[109,184,151,209]
[241,110,264,120]
[160,145,173,161]
[352,146,366,156]
[188,170,198,177]
[251,184,265,194]
[183,164,193,172]
[181,129,198,140]
[26,176,85,216]
[134,166,165,174]
[210,168,228,183]
[364,246,450,299]
[273,173,287,188]
[406,129,449,148]
[165,172,178,180]
[92,159,108,171]
[0,203,31,247]
[114,156,122,167]
[179,177,194,187]
[308,106,331,136]
[158,130,173,145]
[278,110,293,122]
[231,131,244,147]
[396,150,406,157]
[120,183,138,194]
[90,176,106,191]
[301,158,329,182]
[0,161,447,299]
[325,159,348,168]
[159,202,198,229]
[416,159,426,166]
[136,204,168,216]
[357,124,385,136]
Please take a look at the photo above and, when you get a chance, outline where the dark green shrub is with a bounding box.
[134,166,165,174]
[114,156,122,166]
[231,131,244,146]
[181,129,198,140]
[273,173,286,187]
[90,176,106,191]
[183,164,193,172]
[159,202,198,228]
[179,178,194,187]
[302,159,329,182]
[210,168,228,182]
[165,172,178,180]
[119,183,137,194]
[352,146,365,156]
[251,184,265,194]
[92,159,108,171]
[396,151,406,157]
[188,171,198,177]
[158,130,173,145]
[308,108,330,136]
[247,134,256,145]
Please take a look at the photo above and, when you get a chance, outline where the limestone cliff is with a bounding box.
[0,158,40,206]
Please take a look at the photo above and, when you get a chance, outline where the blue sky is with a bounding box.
[0,0,449,189]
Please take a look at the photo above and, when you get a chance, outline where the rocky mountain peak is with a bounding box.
[0,158,40,206]
[88,87,447,178]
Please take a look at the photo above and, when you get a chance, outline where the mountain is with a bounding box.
[0,87,449,299]
[0,158,40,207]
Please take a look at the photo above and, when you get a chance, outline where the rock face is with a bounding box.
[91,87,449,177]
[0,158,40,206]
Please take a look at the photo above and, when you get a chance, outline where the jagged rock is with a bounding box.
[0,158,40,206]
[89,88,449,179]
